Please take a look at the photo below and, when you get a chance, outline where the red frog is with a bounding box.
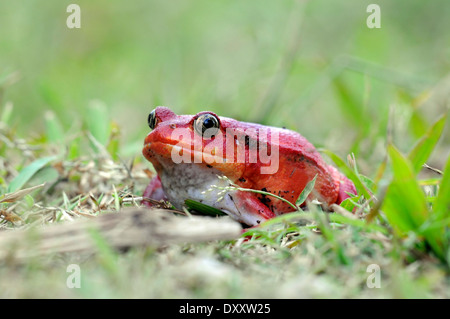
[142,107,356,226]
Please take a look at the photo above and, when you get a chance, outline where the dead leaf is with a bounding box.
[0,209,23,224]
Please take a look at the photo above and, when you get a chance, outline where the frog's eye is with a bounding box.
[194,113,220,139]
[148,110,157,130]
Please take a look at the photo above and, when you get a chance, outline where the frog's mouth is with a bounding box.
[143,140,244,180]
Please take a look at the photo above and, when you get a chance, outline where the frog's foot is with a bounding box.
[225,190,277,227]
[142,176,168,207]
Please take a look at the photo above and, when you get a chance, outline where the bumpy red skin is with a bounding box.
[142,107,356,220]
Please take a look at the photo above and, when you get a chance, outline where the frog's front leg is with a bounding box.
[142,175,168,207]
[226,190,277,227]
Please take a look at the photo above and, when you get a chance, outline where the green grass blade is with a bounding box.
[339,194,361,212]
[184,199,226,217]
[383,145,444,260]
[86,100,110,147]
[434,154,450,221]
[295,174,317,206]
[383,145,428,233]
[322,149,372,200]
[44,111,65,145]
[68,137,81,160]
[408,114,447,174]
[8,156,57,192]
[329,213,389,235]
[1,101,13,125]
[359,174,376,193]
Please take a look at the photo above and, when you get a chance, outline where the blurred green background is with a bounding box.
[0,0,450,299]
[1,0,449,172]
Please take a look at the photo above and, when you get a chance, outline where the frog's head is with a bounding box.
[143,106,280,179]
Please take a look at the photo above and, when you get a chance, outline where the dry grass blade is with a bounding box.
[422,163,443,175]
[330,204,357,220]
[0,208,242,260]
[0,183,45,203]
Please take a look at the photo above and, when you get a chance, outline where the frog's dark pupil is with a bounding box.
[194,114,219,139]
[203,117,215,129]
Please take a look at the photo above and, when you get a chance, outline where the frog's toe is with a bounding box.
[228,191,277,227]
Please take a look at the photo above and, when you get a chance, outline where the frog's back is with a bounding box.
[219,117,340,210]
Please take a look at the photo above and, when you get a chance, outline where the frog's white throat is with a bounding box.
[156,162,263,226]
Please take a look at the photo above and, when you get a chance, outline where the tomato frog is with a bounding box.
[142,107,356,226]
